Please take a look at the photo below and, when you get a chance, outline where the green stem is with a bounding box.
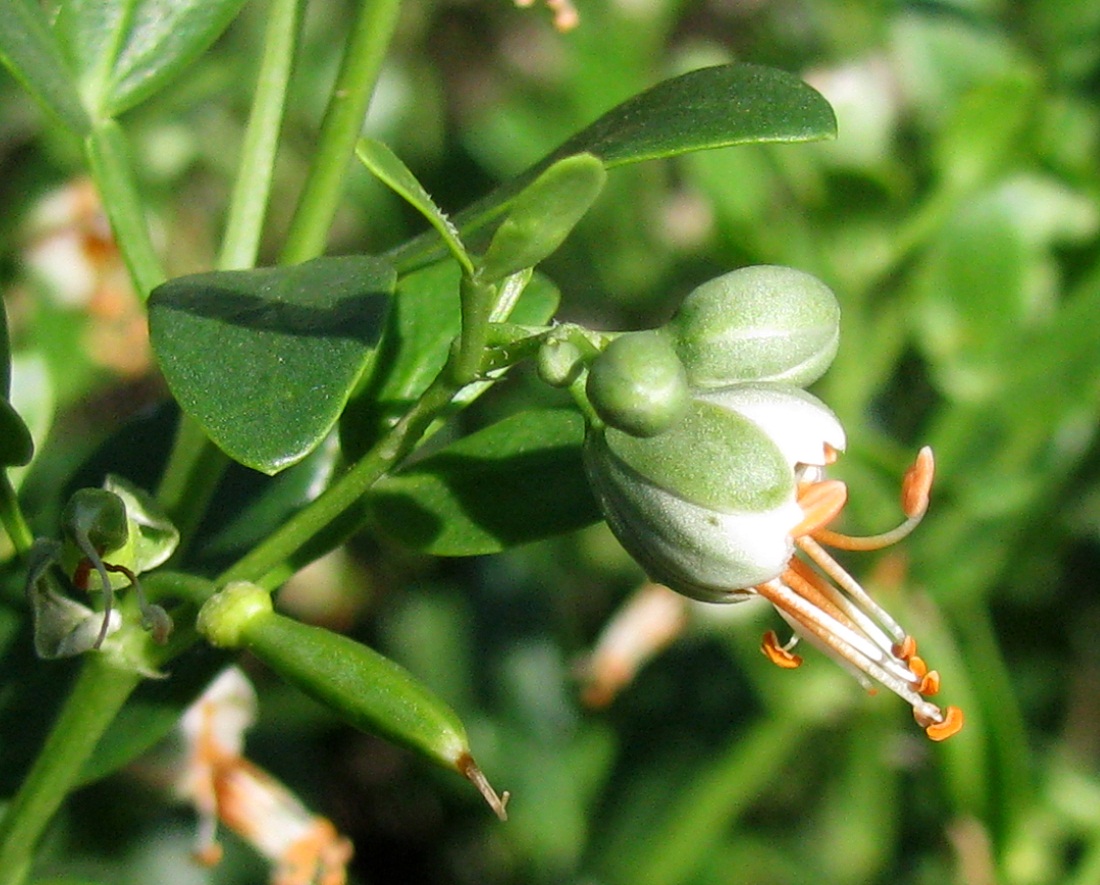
[0,656,142,885]
[218,369,462,587]
[157,0,303,528]
[84,120,165,299]
[219,0,304,270]
[156,413,229,557]
[0,472,33,557]
[279,0,402,265]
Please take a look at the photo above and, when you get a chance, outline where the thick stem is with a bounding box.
[0,656,142,885]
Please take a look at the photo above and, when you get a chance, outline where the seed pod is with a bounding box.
[198,582,509,819]
[586,330,689,438]
[666,265,840,388]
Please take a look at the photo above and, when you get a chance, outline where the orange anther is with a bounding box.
[902,447,935,518]
[760,630,803,669]
[918,670,941,696]
[924,705,963,741]
[893,635,917,661]
[907,654,928,678]
[792,481,848,537]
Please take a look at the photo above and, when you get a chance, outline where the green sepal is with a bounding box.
[604,399,792,514]
[479,153,606,283]
[665,266,840,389]
[585,330,689,438]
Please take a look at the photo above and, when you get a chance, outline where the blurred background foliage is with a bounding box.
[4,0,1100,883]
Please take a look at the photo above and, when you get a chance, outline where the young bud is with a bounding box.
[585,330,689,438]
[666,265,840,388]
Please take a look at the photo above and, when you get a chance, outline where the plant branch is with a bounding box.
[279,0,403,265]
[0,656,143,885]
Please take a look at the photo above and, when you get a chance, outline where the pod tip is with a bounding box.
[458,753,510,821]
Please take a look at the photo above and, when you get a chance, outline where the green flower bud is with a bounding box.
[665,265,840,388]
[584,384,845,601]
[586,330,690,438]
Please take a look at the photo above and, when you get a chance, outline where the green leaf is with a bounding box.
[0,0,90,134]
[149,256,394,475]
[339,263,560,460]
[389,63,836,271]
[0,401,33,470]
[356,138,474,275]
[480,153,607,283]
[368,409,599,555]
[53,0,249,119]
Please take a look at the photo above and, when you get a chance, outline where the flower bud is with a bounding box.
[585,330,690,438]
[665,265,840,388]
[584,384,845,601]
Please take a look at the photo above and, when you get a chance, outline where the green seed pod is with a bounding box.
[665,265,840,388]
[586,330,690,438]
[584,384,845,601]
[197,582,509,819]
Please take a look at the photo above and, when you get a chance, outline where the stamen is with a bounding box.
[756,577,919,694]
[791,480,847,537]
[923,705,964,741]
[918,670,940,696]
[811,448,935,552]
[761,630,802,668]
[797,536,908,646]
[894,635,917,662]
[902,447,935,519]
[907,655,928,678]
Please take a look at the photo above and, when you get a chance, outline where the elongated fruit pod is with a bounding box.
[198,582,508,819]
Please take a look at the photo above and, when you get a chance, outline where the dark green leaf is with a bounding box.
[390,63,836,271]
[368,409,599,555]
[149,256,394,475]
[0,401,33,470]
[340,263,560,460]
[0,0,90,133]
[53,0,249,119]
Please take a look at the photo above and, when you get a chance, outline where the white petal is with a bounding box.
[698,384,846,467]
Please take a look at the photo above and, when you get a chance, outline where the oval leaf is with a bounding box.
[390,63,836,271]
[480,153,607,282]
[368,409,599,555]
[149,256,394,475]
